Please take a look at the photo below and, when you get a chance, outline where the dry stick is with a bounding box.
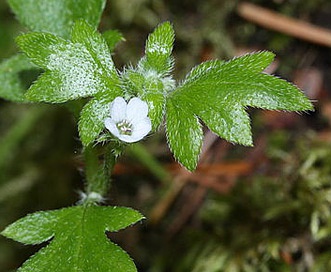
[237,2,331,48]
[148,172,189,225]
[167,185,208,236]
[189,173,240,194]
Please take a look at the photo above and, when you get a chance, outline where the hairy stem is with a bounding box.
[83,143,122,202]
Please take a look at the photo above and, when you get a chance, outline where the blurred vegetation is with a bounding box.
[150,133,331,271]
[1,0,331,271]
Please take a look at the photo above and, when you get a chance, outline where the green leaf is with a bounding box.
[15,32,66,69]
[180,54,313,111]
[166,98,203,171]
[183,60,225,84]
[166,52,313,170]
[139,22,175,75]
[0,54,38,102]
[183,51,274,84]
[121,70,168,130]
[197,102,253,145]
[79,93,122,146]
[71,20,115,74]
[1,205,144,271]
[8,0,106,39]
[140,91,165,131]
[16,21,118,103]
[17,20,123,144]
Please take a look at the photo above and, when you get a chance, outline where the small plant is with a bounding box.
[0,0,313,271]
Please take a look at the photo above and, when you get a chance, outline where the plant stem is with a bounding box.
[129,143,172,185]
[103,143,119,192]
[83,142,122,203]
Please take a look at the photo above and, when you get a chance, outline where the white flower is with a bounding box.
[105,97,152,143]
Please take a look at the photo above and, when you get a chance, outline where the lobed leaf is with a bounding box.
[166,52,313,170]
[179,62,313,111]
[1,205,144,271]
[16,21,118,103]
[8,0,106,39]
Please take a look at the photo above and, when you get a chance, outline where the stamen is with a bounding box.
[116,120,133,136]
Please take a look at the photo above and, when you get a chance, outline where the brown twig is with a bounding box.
[237,2,331,48]
[167,185,207,236]
[148,171,189,225]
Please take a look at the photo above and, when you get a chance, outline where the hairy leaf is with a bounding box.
[140,90,165,131]
[8,0,106,39]
[183,51,273,84]
[79,92,122,146]
[166,52,313,170]
[16,21,118,103]
[139,22,175,75]
[71,20,115,74]
[1,205,143,271]
[121,70,169,130]
[166,98,203,171]
[0,54,38,102]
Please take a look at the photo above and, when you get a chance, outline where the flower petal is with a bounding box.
[126,97,149,123]
[117,134,137,143]
[130,117,152,142]
[110,97,127,122]
[105,117,120,138]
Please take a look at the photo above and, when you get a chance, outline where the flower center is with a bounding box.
[116,120,133,136]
